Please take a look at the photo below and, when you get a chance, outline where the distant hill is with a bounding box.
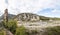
[0,14,16,20]
[14,13,50,22]
[0,13,60,21]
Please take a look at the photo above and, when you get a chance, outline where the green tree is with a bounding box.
[15,26,27,35]
[0,29,6,35]
[3,20,17,34]
[43,26,60,35]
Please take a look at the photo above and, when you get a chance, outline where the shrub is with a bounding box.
[43,26,60,35]
[15,26,27,35]
[0,29,6,35]
[3,20,17,34]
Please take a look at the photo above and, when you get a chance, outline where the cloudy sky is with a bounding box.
[0,0,60,17]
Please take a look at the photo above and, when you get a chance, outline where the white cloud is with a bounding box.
[52,10,60,14]
[8,0,56,15]
[44,13,49,14]
[0,0,60,18]
[52,9,57,13]
[0,0,6,14]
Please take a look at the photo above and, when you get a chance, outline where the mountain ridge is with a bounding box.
[0,14,16,20]
[0,13,60,21]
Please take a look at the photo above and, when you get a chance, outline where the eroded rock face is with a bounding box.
[14,13,40,22]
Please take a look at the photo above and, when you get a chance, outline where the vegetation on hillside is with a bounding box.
[15,26,27,35]
[0,13,60,35]
[43,26,60,35]
[0,28,6,35]
[3,20,17,34]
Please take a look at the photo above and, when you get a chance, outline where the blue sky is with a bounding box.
[0,0,60,18]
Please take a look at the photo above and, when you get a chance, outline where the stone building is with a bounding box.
[4,9,8,22]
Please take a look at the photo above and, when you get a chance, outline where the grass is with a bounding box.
[43,26,60,35]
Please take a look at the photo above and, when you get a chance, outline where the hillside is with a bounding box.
[0,13,60,21]
[14,13,51,22]
[0,14,16,20]
[0,13,60,35]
